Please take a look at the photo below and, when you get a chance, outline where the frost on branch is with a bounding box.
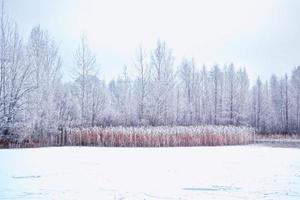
[0,2,300,148]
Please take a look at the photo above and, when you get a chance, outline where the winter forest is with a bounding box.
[1,1,300,199]
[0,2,300,147]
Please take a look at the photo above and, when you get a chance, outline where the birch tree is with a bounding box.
[147,40,175,125]
[134,46,148,124]
[224,64,237,125]
[291,66,300,132]
[179,58,197,124]
[252,77,262,131]
[283,74,289,133]
[209,65,223,125]
[73,35,97,126]
[109,66,137,125]
[235,68,249,125]
[0,3,35,134]
[270,75,281,132]
[26,26,61,135]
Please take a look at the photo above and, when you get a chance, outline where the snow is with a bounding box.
[0,146,299,200]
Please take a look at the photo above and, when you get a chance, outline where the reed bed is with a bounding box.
[10,126,255,148]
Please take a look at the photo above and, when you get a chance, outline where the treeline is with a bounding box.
[0,3,299,140]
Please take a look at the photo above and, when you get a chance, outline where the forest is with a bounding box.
[0,3,299,147]
[1,1,300,199]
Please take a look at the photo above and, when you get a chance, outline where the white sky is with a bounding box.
[6,0,300,83]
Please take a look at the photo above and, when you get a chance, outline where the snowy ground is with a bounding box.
[0,146,299,200]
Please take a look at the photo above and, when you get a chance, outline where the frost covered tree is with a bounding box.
[56,83,78,130]
[251,77,281,133]
[283,74,290,134]
[134,46,148,124]
[235,68,249,125]
[224,64,237,125]
[179,58,197,125]
[251,78,263,131]
[209,65,223,125]
[73,35,99,126]
[260,81,272,133]
[26,26,61,135]
[73,74,107,127]
[147,40,176,125]
[270,75,282,132]
[290,66,300,133]
[109,66,137,126]
[1,0,300,139]
[0,3,35,131]
[90,79,107,126]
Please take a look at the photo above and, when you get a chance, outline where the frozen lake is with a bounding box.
[0,146,299,200]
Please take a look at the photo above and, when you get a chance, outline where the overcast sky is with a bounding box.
[6,0,300,83]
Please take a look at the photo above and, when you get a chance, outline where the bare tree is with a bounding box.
[26,26,61,135]
[0,3,35,133]
[0,1,10,125]
[73,35,97,126]
[252,78,262,130]
[284,74,289,134]
[134,46,148,123]
[291,66,300,132]
[209,65,223,125]
[179,58,197,124]
[148,40,175,125]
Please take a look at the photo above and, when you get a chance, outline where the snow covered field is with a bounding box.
[0,146,299,200]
